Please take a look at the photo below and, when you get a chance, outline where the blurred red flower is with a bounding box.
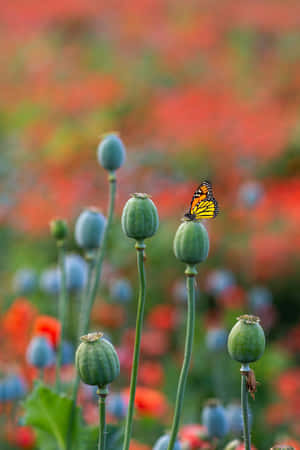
[276,368,300,400]
[32,315,61,348]
[129,441,151,450]
[139,361,164,388]
[179,424,211,449]
[14,426,36,449]
[92,302,126,329]
[217,286,246,309]
[147,304,178,331]
[123,386,169,419]
[141,329,170,357]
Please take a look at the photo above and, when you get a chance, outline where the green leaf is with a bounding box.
[23,383,81,450]
[23,383,124,450]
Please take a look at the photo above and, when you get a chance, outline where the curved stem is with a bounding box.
[122,241,146,450]
[55,244,68,393]
[241,373,251,450]
[98,389,108,450]
[167,266,196,450]
[67,173,116,450]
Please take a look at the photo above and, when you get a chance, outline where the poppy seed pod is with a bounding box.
[227,315,265,364]
[75,332,120,387]
[75,208,107,250]
[202,399,229,439]
[153,435,181,450]
[97,134,126,171]
[26,336,55,369]
[50,219,68,241]
[173,220,209,264]
[121,193,159,241]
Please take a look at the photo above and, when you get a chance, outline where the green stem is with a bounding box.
[241,373,251,450]
[55,244,68,393]
[98,387,108,450]
[78,254,95,339]
[122,241,146,450]
[67,173,116,450]
[40,368,44,382]
[167,265,197,450]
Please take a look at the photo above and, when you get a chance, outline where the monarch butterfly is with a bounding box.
[184,181,219,220]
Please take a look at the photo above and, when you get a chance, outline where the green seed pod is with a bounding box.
[227,315,265,364]
[75,332,120,387]
[173,220,209,264]
[121,193,159,241]
[97,133,126,172]
[50,219,68,241]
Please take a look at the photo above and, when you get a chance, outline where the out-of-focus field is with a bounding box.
[0,1,300,448]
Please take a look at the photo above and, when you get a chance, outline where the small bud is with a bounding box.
[97,133,126,172]
[202,399,229,439]
[50,219,68,242]
[40,268,61,295]
[227,315,265,364]
[75,332,120,387]
[13,268,37,295]
[75,208,107,250]
[65,254,87,292]
[173,221,209,265]
[153,435,181,450]
[205,328,228,353]
[107,393,127,419]
[26,336,55,369]
[110,279,133,303]
[2,375,27,401]
[226,402,252,435]
[121,193,159,241]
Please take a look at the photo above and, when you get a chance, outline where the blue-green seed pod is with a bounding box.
[50,219,68,241]
[75,208,107,250]
[153,435,181,450]
[75,332,120,387]
[97,134,126,171]
[227,315,265,364]
[173,220,209,264]
[26,336,55,369]
[121,193,159,241]
[202,399,229,439]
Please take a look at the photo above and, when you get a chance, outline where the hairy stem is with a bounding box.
[98,389,108,450]
[122,241,146,450]
[167,266,196,450]
[241,373,251,450]
[55,244,68,392]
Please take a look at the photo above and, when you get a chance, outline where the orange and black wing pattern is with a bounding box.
[184,181,219,220]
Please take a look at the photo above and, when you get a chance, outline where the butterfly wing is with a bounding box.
[186,181,219,220]
[190,198,219,219]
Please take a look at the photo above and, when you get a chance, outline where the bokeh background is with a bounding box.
[1,1,300,449]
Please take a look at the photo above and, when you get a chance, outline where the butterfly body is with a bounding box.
[184,181,219,220]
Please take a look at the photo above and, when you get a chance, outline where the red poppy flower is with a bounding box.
[139,361,164,388]
[92,302,126,329]
[14,426,35,448]
[32,315,61,348]
[123,386,169,419]
[179,424,211,449]
[147,305,178,331]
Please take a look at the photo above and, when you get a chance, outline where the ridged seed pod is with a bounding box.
[121,193,159,241]
[75,332,120,387]
[173,220,209,264]
[97,134,126,172]
[227,315,265,364]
